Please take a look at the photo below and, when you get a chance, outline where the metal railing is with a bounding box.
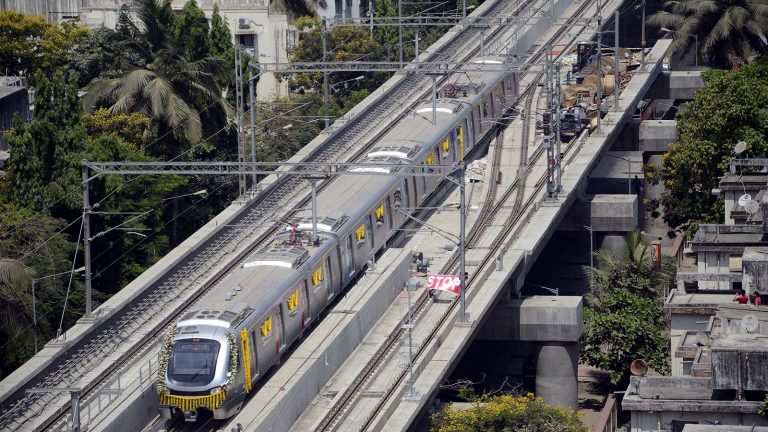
[592,394,618,432]
[52,351,161,431]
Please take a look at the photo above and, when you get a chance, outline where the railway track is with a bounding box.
[0,0,550,430]
[309,2,601,429]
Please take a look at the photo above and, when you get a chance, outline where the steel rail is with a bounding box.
[313,2,598,429]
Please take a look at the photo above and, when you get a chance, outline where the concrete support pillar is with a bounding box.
[535,342,579,409]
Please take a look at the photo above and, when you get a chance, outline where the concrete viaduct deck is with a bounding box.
[222,39,673,432]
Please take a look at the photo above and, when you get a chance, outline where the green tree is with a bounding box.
[83,0,232,157]
[581,290,670,387]
[0,258,34,377]
[0,206,83,379]
[176,0,211,62]
[6,70,87,213]
[649,59,768,232]
[81,108,152,150]
[0,10,87,82]
[580,231,674,388]
[431,392,588,432]
[210,4,234,64]
[648,0,768,68]
[286,16,385,94]
[584,230,676,301]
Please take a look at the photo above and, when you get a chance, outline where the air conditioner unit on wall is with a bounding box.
[238,18,250,29]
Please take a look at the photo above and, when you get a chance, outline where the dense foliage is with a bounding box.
[581,291,671,387]
[431,393,588,432]
[0,0,244,378]
[648,0,768,68]
[644,58,768,233]
[0,10,87,82]
[580,232,672,388]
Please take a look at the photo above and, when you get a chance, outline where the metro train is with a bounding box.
[157,56,518,422]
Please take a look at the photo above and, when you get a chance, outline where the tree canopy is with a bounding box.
[0,10,87,82]
[431,393,588,432]
[83,0,232,157]
[648,0,768,68]
[646,58,768,232]
[580,231,673,387]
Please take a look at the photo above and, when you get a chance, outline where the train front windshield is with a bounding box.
[168,339,221,385]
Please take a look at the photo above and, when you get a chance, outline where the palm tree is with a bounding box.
[648,0,768,68]
[0,259,34,341]
[583,231,676,308]
[83,0,232,156]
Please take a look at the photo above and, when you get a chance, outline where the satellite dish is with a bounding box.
[738,194,752,207]
[630,359,649,376]
[735,141,747,155]
[746,200,760,215]
[741,314,759,333]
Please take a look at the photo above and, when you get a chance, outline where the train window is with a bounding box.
[481,101,488,118]
[311,266,324,286]
[260,315,273,345]
[367,217,374,249]
[375,203,385,227]
[394,191,402,209]
[287,288,299,317]
[355,223,366,247]
[426,152,436,175]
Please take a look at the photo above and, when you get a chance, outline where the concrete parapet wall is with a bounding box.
[639,120,677,152]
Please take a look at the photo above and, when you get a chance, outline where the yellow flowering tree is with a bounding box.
[431,393,588,432]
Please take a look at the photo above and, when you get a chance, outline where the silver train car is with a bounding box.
[158,57,518,422]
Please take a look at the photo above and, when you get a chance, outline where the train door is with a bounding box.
[343,235,354,283]
[299,279,311,327]
[409,177,419,208]
[385,197,393,237]
[367,215,375,252]
[473,106,482,140]
[275,305,287,352]
[326,256,336,301]
[463,119,471,157]
[249,329,259,378]
[398,180,409,224]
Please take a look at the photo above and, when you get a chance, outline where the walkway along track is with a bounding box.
[311,1,599,429]
[0,0,548,430]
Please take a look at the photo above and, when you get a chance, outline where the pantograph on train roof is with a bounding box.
[438,81,485,99]
[244,243,309,269]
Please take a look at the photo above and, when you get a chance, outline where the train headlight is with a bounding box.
[210,386,224,394]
